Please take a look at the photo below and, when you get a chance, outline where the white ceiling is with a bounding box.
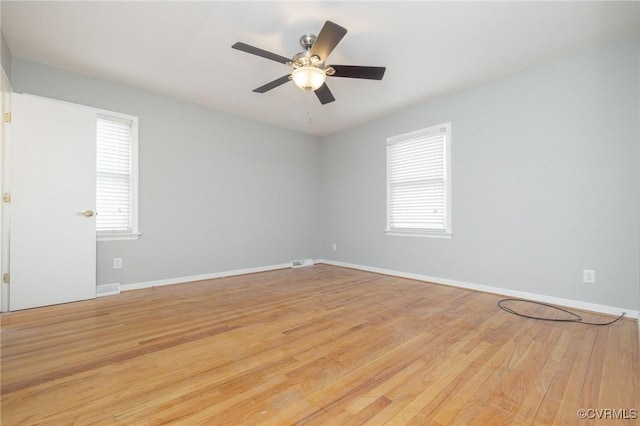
[2,1,639,137]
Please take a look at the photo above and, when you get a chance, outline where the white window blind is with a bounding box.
[96,115,136,235]
[386,123,452,237]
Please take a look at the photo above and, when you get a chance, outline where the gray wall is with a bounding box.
[320,35,640,311]
[11,58,322,285]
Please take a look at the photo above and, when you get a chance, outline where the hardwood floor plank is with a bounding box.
[535,327,597,425]
[343,395,393,426]
[388,342,493,424]
[430,339,520,425]
[1,264,637,425]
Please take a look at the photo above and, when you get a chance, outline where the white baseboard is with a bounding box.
[116,258,638,321]
[120,263,291,292]
[316,259,639,320]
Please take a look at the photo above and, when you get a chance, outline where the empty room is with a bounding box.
[0,1,639,424]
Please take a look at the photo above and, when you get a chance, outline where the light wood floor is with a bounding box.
[1,264,638,425]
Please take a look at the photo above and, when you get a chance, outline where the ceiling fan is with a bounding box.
[232,21,386,105]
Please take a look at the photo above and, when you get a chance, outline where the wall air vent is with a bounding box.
[96,283,120,297]
[291,259,314,268]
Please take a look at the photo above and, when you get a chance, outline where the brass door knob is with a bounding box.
[77,210,95,217]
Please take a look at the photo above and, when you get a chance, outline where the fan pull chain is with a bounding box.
[306,91,313,125]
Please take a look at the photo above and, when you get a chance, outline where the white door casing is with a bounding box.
[1,68,11,312]
[10,93,96,311]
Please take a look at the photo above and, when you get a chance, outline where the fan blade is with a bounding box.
[330,65,386,80]
[232,42,291,65]
[310,21,347,61]
[253,75,291,93]
[314,83,335,105]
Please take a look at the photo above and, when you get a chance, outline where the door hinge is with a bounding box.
[4,112,11,123]
[3,273,9,284]
[2,193,10,203]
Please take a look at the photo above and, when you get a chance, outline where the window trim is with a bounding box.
[95,109,140,242]
[385,122,452,239]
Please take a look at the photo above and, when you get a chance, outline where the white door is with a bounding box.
[9,93,97,311]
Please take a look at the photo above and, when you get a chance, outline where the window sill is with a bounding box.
[385,230,453,239]
[97,232,141,242]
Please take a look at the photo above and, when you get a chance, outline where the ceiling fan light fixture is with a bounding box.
[233,20,384,105]
[292,66,326,91]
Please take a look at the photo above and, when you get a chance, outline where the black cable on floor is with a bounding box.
[497,298,625,326]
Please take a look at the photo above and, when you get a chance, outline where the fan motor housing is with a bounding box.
[292,51,323,68]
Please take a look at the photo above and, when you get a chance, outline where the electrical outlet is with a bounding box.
[332,243,337,251]
[583,269,595,284]
[113,257,123,269]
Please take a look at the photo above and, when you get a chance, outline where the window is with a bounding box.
[96,112,139,241]
[386,122,452,238]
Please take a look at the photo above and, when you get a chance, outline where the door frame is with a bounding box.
[1,67,11,312]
